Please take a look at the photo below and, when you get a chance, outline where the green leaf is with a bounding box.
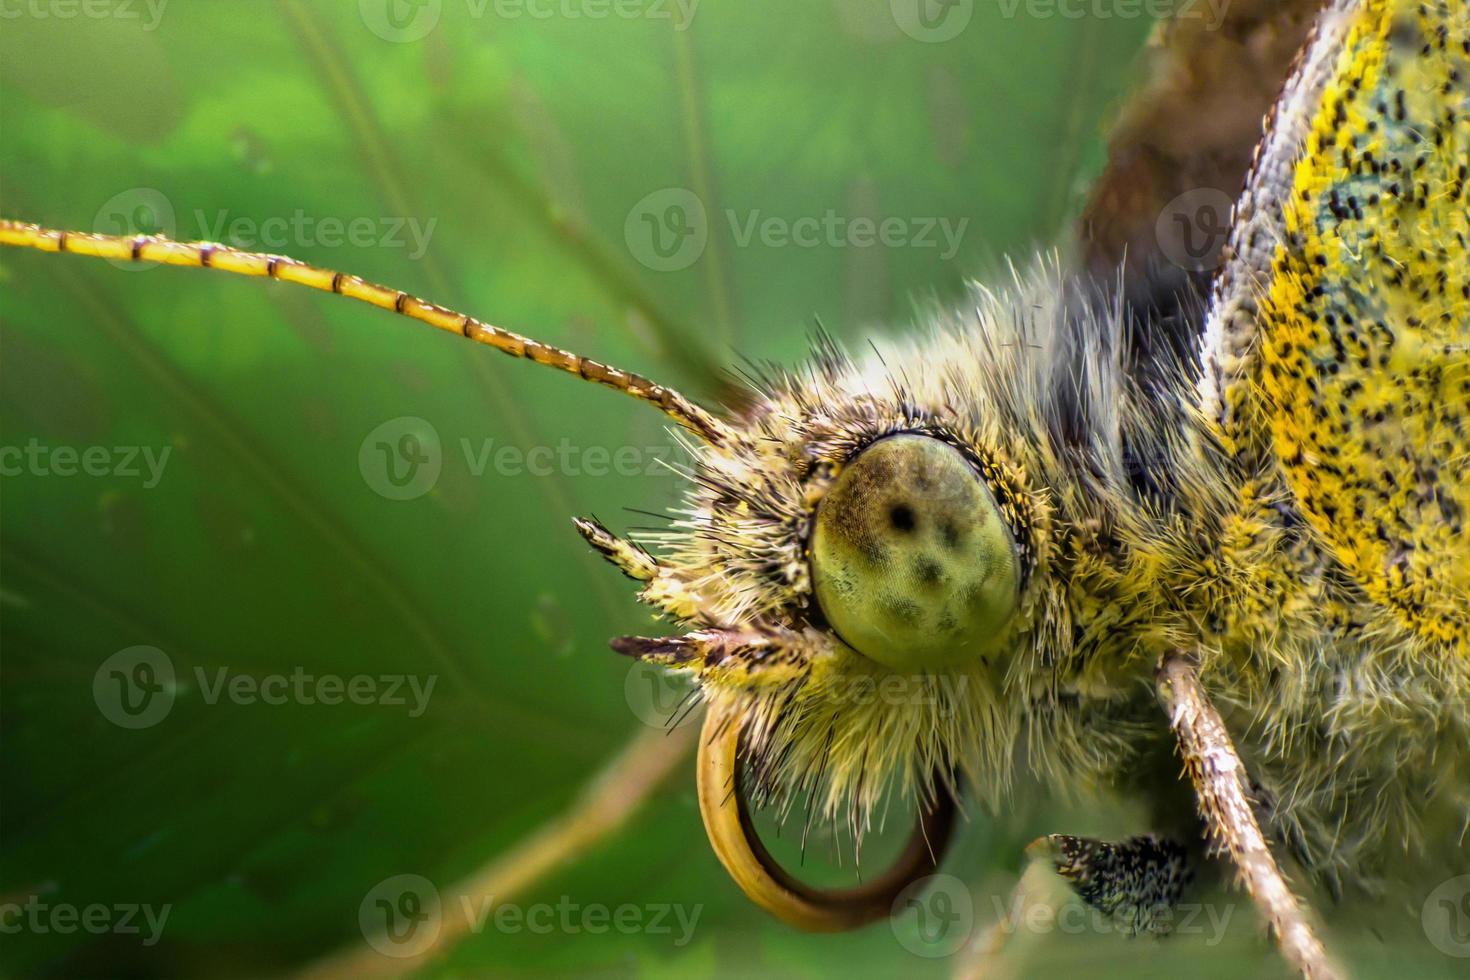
[6,3,1444,978]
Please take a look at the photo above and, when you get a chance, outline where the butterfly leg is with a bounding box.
[1156,653,1343,980]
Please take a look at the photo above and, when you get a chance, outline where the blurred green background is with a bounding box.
[0,1,1463,977]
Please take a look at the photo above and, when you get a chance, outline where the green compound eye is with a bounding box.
[811,434,1020,671]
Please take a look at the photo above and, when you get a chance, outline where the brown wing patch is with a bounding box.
[1079,0,1322,307]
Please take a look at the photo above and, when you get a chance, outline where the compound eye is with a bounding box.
[810,434,1019,671]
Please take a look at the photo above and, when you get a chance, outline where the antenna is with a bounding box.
[0,219,730,444]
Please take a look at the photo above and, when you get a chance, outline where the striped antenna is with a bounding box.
[0,219,729,444]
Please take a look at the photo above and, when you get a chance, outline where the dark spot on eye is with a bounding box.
[940,520,963,549]
[889,503,916,532]
[883,598,921,627]
[914,556,943,587]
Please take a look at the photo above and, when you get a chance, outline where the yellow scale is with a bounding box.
[1255,0,1469,652]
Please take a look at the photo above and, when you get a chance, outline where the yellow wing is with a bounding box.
[1259,0,1469,651]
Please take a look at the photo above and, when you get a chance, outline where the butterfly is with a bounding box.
[2,1,1466,977]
